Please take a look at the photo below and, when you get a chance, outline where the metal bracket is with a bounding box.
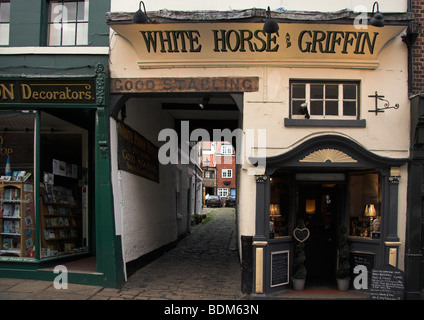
[368,91,399,115]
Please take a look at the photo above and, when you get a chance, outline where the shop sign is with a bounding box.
[109,23,406,69]
[0,80,96,104]
[117,121,159,183]
[111,77,259,93]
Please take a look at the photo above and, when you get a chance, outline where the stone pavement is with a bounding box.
[0,207,245,300]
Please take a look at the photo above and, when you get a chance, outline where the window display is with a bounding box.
[348,172,381,239]
[269,173,292,238]
[39,111,88,258]
[0,111,35,257]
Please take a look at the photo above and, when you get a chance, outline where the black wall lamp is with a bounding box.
[263,6,279,34]
[299,103,310,119]
[368,91,399,115]
[369,2,384,27]
[133,1,150,23]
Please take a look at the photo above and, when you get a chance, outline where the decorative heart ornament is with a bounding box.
[293,227,310,242]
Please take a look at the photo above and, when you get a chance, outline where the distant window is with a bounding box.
[217,188,228,197]
[221,144,233,155]
[48,0,89,46]
[0,0,10,45]
[222,169,232,178]
[205,170,215,179]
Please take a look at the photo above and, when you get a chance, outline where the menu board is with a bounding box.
[370,264,405,300]
[271,250,289,287]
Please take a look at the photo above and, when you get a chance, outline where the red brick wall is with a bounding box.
[413,0,424,93]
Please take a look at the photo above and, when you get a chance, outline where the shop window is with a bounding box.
[348,172,381,239]
[269,173,292,238]
[0,0,10,45]
[39,111,90,258]
[0,111,36,257]
[217,188,228,197]
[47,0,89,46]
[290,81,360,120]
[222,169,232,178]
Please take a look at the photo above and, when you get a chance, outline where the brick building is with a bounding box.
[201,141,236,204]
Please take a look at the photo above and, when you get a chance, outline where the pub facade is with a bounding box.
[107,0,416,296]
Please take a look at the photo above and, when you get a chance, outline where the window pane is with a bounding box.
[77,0,89,21]
[0,2,10,22]
[49,2,62,23]
[292,84,305,99]
[343,84,357,99]
[310,101,323,115]
[63,2,77,22]
[310,84,323,99]
[0,24,9,45]
[325,101,338,116]
[48,24,61,45]
[76,23,88,45]
[292,100,305,115]
[343,101,357,116]
[62,23,76,45]
[325,85,338,99]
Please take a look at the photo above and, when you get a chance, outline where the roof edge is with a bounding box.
[106,8,413,25]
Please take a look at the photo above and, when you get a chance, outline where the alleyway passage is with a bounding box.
[120,207,245,300]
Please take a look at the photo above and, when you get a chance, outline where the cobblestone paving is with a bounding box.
[108,207,244,300]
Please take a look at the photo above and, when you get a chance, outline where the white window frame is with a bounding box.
[0,0,10,46]
[47,0,89,46]
[217,188,229,197]
[222,169,232,178]
[291,81,359,120]
[221,144,233,155]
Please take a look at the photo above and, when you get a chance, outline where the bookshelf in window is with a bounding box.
[39,184,80,258]
[0,181,35,257]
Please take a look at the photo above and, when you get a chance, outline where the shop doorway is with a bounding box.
[297,183,345,285]
[39,109,96,272]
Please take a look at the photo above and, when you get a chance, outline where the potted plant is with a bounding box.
[292,220,307,291]
[293,241,307,290]
[336,225,351,291]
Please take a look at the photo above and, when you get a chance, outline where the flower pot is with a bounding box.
[292,278,306,291]
[336,277,350,291]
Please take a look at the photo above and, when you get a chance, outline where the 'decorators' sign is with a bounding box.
[117,121,159,183]
[109,23,406,69]
[0,80,96,104]
[370,264,405,300]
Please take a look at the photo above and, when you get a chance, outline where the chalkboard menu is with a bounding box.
[370,264,405,300]
[271,250,289,287]
[350,251,375,272]
[350,251,375,287]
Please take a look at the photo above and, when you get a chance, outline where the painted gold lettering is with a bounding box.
[21,84,32,100]
[0,84,14,100]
